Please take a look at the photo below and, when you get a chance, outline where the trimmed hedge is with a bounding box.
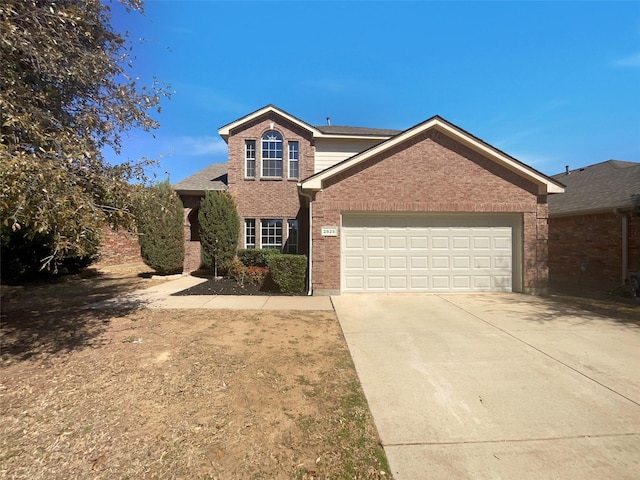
[267,254,307,293]
[237,248,280,267]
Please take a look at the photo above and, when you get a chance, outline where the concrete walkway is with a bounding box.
[333,293,640,480]
[89,274,334,311]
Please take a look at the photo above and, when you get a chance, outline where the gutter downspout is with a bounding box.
[622,213,629,283]
[298,187,314,296]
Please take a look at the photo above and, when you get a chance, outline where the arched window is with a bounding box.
[261,131,283,177]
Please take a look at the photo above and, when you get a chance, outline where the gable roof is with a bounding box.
[299,115,565,195]
[173,162,228,195]
[548,160,640,216]
[218,104,398,142]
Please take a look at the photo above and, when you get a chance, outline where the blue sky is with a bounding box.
[105,0,640,183]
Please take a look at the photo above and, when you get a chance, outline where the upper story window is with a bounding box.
[288,141,299,179]
[245,140,256,178]
[261,131,283,177]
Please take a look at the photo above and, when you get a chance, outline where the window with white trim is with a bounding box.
[261,219,282,249]
[245,140,256,178]
[261,131,283,177]
[244,219,256,248]
[288,141,299,179]
[286,219,298,253]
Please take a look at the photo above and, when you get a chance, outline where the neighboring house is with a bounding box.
[548,160,640,292]
[175,104,564,295]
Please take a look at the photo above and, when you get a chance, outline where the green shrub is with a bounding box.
[268,254,307,293]
[199,191,240,275]
[1,227,97,283]
[223,257,246,283]
[136,181,184,275]
[237,248,280,267]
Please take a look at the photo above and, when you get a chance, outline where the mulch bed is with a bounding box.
[172,275,306,296]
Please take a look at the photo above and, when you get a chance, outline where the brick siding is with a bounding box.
[227,113,314,252]
[310,129,547,294]
[96,225,142,266]
[548,212,640,292]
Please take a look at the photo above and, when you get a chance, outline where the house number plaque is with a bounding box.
[321,226,338,237]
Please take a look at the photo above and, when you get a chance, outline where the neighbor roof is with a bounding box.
[548,160,640,216]
[218,105,399,141]
[315,125,402,137]
[299,115,565,195]
[173,162,228,195]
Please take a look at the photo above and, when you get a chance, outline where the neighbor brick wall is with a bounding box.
[310,128,546,294]
[227,113,314,252]
[548,212,639,292]
[96,225,142,266]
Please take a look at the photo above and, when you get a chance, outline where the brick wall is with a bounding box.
[227,113,314,252]
[96,225,142,266]
[548,212,639,292]
[311,129,545,294]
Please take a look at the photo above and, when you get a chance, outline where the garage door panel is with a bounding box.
[432,256,450,269]
[474,256,491,269]
[431,237,450,249]
[366,276,386,290]
[388,236,407,249]
[473,236,491,249]
[345,275,364,290]
[345,255,364,269]
[452,236,471,249]
[367,236,385,249]
[410,256,428,269]
[345,235,364,249]
[452,256,471,269]
[410,276,429,289]
[342,216,514,293]
[410,237,428,249]
[388,276,408,290]
[367,256,385,269]
[388,256,407,269]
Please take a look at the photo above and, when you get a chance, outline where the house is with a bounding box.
[548,160,640,292]
[173,162,227,272]
[175,105,564,294]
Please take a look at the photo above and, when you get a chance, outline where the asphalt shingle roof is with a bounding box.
[548,160,640,215]
[315,125,402,137]
[173,162,228,193]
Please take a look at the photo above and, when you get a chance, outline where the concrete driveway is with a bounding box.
[332,293,640,480]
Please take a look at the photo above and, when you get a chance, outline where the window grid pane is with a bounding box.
[288,141,299,179]
[286,219,298,253]
[245,219,255,248]
[261,219,282,249]
[245,140,256,178]
[261,131,282,177]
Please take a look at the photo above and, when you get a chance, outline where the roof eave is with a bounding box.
[300,117,564,195]
[218,105,322,139]
[550,204,635,217]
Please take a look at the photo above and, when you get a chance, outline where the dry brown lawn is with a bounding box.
[1,264,390,479]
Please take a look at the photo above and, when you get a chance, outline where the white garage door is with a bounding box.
[342,214,517,293]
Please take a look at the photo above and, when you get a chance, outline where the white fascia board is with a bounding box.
[218,105,322,140]
[300,118,564,195]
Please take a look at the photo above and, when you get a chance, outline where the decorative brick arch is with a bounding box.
[183,207,202,273]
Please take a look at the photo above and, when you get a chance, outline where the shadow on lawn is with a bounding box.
[1,269,150,363]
